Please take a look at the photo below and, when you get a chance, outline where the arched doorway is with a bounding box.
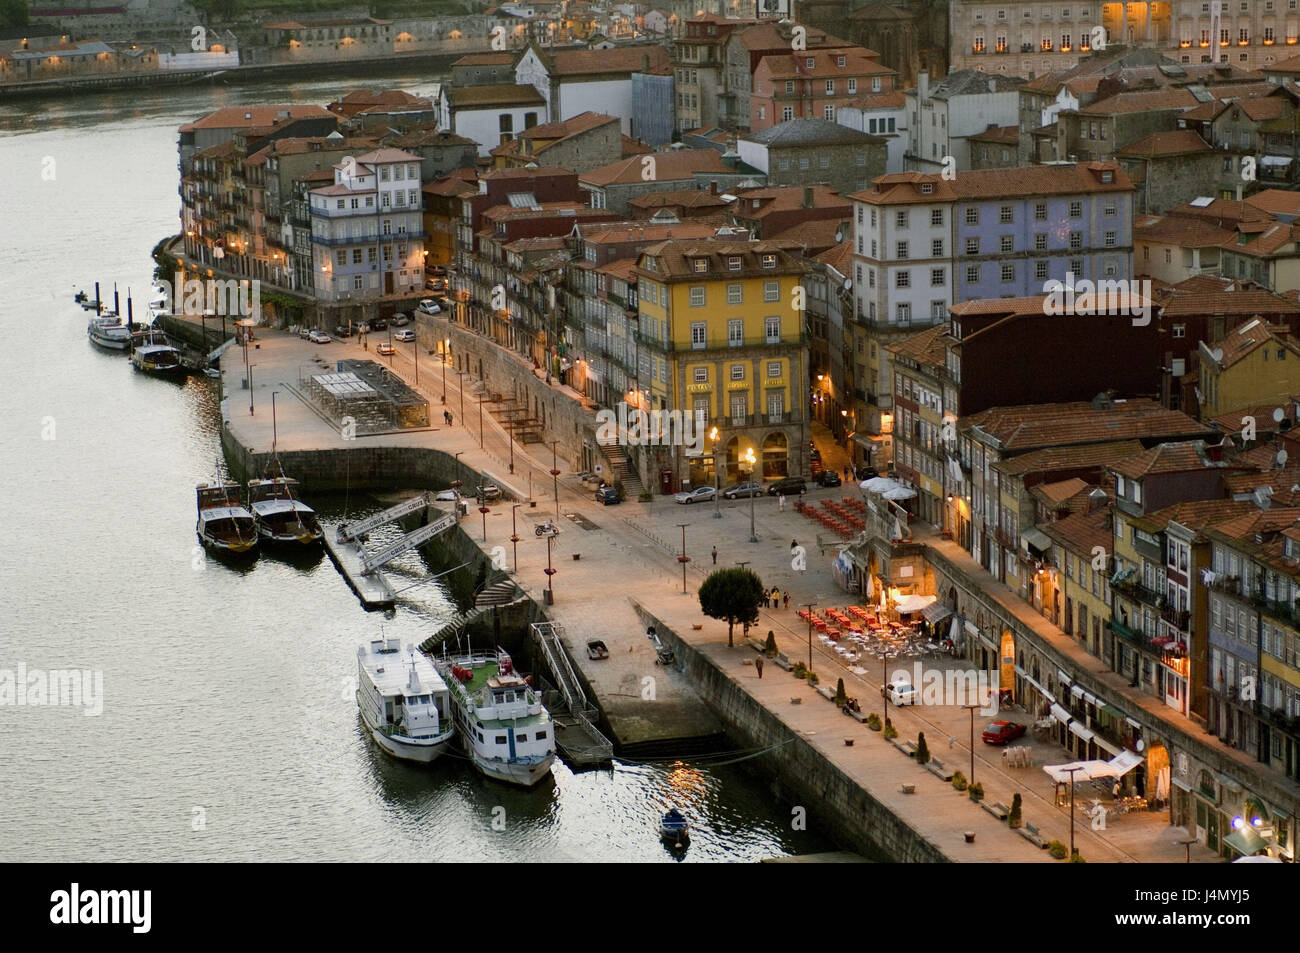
[761,431,788,479]
[725,435,757,483]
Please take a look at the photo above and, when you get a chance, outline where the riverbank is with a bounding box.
[0,48,484,102]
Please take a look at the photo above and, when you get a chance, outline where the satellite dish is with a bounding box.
[834,229,843,242]
[842,277,852,290]
[1275,407,1286,423]
[1277,449,1289,468]
[1211,347,1224,362]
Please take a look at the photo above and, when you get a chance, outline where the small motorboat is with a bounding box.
[131,330,187,378]
[587,640,609,660]
[660,808,690,847]
[75,290,101,310]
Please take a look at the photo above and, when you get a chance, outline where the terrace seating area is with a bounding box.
[795,604,951,672]
[798,496,868,539]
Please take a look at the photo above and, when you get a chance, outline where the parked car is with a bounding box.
[435,489,460,502]
[882,679,918,706]
[335,325,354,338]
[595,485,621,505]
[393,329,415,342]
[298,327,312,339]
[376,342,395,356]
[722,481,764,500]
[307,330,331,344]
[418,298,441,315]
[817,470,842,487]
[858,466,879,480]
[673,486,717,505]
[369,317,387,331]
[767,476,807,496]
[981,721,1028,745]
[391,313,410,327]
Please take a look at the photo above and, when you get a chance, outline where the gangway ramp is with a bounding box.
[360,511,457,574]
[337,492,431,543]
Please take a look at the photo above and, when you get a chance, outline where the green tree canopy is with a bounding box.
[0,0,29,29]
[698,567,765,647]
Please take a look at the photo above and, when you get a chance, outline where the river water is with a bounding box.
[0,76,832,862]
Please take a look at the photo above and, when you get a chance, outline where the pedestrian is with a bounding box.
[755,656,765,679]
[791,539,797,551]
[783,590,789,609]
[779,493,785,512]
[711,545,717,565]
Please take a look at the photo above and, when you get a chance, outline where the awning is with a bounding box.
[1110,749,1144,777]
[1059,669,1071,686]
[895,593,937,614]
[1094,734,1120,756]
[1050,703,1072,724]
[1022,528,1053,554]
[1100,703,1125,719]
[1071,685,1085,700]
[1223,826,1269,856]
[1069,721,1095,743]
[1043,760,1113,783]
[1261,155,1293,167]
[1111,567,1136,585]
[921,601,953,624]
[852,433,883,451]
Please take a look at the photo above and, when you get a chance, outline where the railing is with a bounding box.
[1160,604,1191,631]
[531,621,592,716]
[1114,577,1163,609]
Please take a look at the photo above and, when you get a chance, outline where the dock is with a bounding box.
[531,621,614,768]
[322,523,397,609]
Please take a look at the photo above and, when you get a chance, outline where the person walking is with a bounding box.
[783,590,790,609]
[711,545,717,565]
[771,586,780,608]
[755,656,765,679]
[778,493,785,512]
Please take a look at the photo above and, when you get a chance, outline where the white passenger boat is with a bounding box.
[87,312,130,349]
[434,649,556,787]
[247,476,323,548]
[356,638,456,763]
[195,480,259,559]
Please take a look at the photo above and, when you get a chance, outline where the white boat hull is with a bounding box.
[470,752,556,787]
[357,692,455,763]
[88,328,129,350]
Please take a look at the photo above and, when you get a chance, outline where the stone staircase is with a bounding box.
[600,442,645,496]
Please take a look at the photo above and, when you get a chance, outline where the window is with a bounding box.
[763,280,780,302]
[728,319,743,346]
[931,300,947,321]
[848,78,858,94]
[896,211,909,228]
[896,270,911,288]
[1172,324,1186,339]
[931,267,945,286]
[1001,263,1014,282]
[731,363,745,380]
[966,264,980,283]
[768,361,781,377]
[825,79,835,95]
[823,105,836,121]
[785,80,794,93]
[896,302,911,323]
[760,254,776,269]
[965,237,980,255]
[1034,202,1047,221]
[727,256,742,271]
[931,209,943,227]
[965,207,979,225]
[800,157,810,170]
[896,241,910,259]
[693,366,708,383]
[1000,235,1014,253]
[353,275,364,290]
[932,238,944,256]
[691,322,706,347]
[690,286,705,307]
[335,250,346,267]
[782,106,794,122]
[692,257,708,273]
[727,283,742,305]
[1035,260,1048,280]
[871,209,877,227]
[1069,200,1082,218]
[1103,202,1117,217]
[765,315,781,342]
[1069,231,1082,250]
[999,205,1013,224]
[1070,258,1083,276]
[352,248,363,264]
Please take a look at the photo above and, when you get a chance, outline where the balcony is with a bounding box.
[1160,604,1191,631]
[1110,618,1156,651]
[1113,575,1163,609]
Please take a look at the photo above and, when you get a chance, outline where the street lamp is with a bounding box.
[676,523,690,594]
[411,327,419,385]
[248,363,257,416]
[477,393,487,449]
[549,439,561,521]
[508,420,514,474]
[710,426,721,519]
[962,704,980,786]
[271,390,279,455]
[801,602,816,672]
[545,532,556,599]
[510,503,522,572]
[744,447,758,542]
[442,338,449,403]
[1064,765,1083,858]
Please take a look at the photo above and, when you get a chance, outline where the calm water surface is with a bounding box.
[0,77,832,862]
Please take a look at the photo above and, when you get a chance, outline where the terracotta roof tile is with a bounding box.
[1117,129,1212,157]
[1110,440,1219,478]
[964,399,1209,451]
[992,439,1147,476]
[580,149,729,186]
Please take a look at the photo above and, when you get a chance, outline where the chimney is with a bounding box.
[709,181,718,195]
[803,185,814,208]
[918,70,929,104]
[643,53,649,71]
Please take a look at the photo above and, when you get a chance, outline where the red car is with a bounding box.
[982,721,1027,745]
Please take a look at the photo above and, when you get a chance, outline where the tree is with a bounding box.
[0,0,28,28]
[1008,792,1023,829]
[699,568,765,646]
[834,677,847,706]
[764,630,777,656]
[915,731,930,764]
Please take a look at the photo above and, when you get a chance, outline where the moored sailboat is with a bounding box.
[247,476,323,548]
[195,479,259,559]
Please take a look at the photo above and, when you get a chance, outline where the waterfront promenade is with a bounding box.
[221,329,1224,861]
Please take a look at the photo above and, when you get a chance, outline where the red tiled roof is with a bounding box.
[1117,129,1212,157]
[180,104,333,132]
[580,149,729,186]
[964,399,1209,451]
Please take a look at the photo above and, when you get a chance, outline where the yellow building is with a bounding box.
[634,239,810,491]
[1198,318,1300,418]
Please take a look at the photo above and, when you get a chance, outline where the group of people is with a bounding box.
[765,587,790,610]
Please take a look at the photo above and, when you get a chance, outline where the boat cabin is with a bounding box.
[366,639,449,739]
[197,482,242,511]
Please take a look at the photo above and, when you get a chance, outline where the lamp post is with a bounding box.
[545,532,556,598]
[710,426,722,519]
[962,704,979,785]
[248,363,257,416]
[744,448,758,542]
[508,420,515,474]
[510,503,522,572]
[549,438,561,521]
[441,338,448,404]
[477,393,486,449]
[456,369,465,424]
[271,390,279,455]
[479,499,490,542]
[412,329,419,385]
[1064,765,1083,858]
[801,602,816,673]
[676,523,690,594]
